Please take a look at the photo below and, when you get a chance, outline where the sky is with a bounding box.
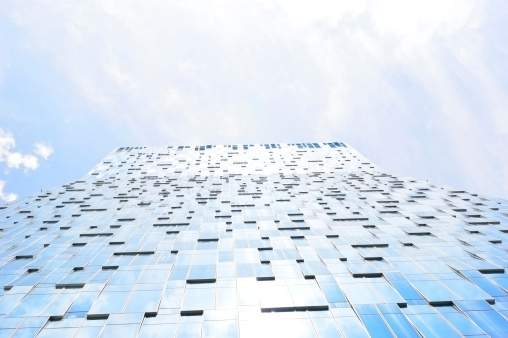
[0,0,507,203]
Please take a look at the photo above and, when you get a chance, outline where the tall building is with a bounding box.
[1,142,508,337]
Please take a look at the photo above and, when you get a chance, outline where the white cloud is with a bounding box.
[0,180,17,203]
[0,129,54,171]
[0,128,39,170]
[34,143,54,160]
[5,152,39,170]
[1,1,507,198]
[0,128,54,201]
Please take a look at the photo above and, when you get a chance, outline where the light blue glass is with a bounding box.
[1,142,507,337]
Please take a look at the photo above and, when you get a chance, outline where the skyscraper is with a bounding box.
[1,142,508,337]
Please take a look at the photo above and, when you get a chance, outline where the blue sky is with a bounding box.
[1,0,507,202]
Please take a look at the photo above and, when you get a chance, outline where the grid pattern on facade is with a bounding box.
[1,142,508,337]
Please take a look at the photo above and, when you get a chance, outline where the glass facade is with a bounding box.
[1,142,508,337]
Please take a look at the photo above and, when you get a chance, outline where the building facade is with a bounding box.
[1,142,508,337]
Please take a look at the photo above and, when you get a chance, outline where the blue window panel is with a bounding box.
[415,260,453,274]
[402,304,441,315]
[386,280,424,301]
[493,302,508,312]
[406,299,428,305]
[334,316,370,338]
[318,283,347,303]
[462,259,503,273]
[41,327,83,337]
[18,316,48,329]
[6,293,55,317]
[109,270,143,285]
[382,314,420,338]
[0,329,14,336]
[159,287,185,309]
[410,280,459,305]
[9,272,47,287]
[11,327,41,337]
[138,269,171,284]
[441,279,493,303]
[219,251,235,262]
[368,280,406,306]
[65,311,87,319]
[343,261,381,277]
[490,276,508,293]
[283,249,303,261]
[406,314,461,337]
[440,312,486,336]
[388,261,428,275]
[0,317,24,330]
[0,275,18,288]
[493,295,508,302]
[376,303,403,315]
[468,277,507,297]
[354,304,379,315]
[187,266,217,282]
[88,291,132,316]
[461,310,508,337]
[357,314,395,337]
[168,269,188,281]
[453,300,493,312]
[123,290,163,314]
[253,264,274,280]
[40,292,79,318]
[236,264,255,278]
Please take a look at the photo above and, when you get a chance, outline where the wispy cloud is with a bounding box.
[1,0,507,198]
